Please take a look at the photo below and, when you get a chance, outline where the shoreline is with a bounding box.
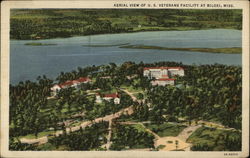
[10,61,242,85]
[11,28,241,41]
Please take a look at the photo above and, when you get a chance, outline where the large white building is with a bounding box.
[143,67,184,79]
[143,67,184,86]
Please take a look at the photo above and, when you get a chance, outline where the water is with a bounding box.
[10,29,242,84]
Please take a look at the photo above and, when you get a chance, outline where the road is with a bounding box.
[20,105,134,145]
[119,88,139,102]
[103,119,113,150]
[177,125,202,141]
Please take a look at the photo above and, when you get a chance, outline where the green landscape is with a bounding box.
[10,61,242,151]
[10,9,242,40]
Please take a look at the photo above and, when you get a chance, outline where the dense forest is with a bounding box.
[10,9,242,40]
[9,61,242,151]
[47,121,109,151]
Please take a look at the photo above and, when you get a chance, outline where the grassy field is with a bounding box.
[187,127,221,146]
[144,122,187,137]
[121,85,144,94]
[187,127,241,151]
[130,124,148,133]
[120,45,242,54]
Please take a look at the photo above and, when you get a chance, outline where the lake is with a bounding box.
[10,29,242,84]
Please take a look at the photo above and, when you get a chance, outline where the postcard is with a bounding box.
[1,0,249,157]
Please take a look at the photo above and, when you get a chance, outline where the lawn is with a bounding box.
[19,130,55,139]
[144,122,187,137]
[120,85,144,94]
[97,87,118,94]
[130,124,148,133]
[187,127,242,151]
[187,127,220,147]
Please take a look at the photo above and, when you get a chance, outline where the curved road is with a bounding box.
[20,106,134,145]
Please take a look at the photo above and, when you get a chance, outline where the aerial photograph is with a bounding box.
[9,9,242,151]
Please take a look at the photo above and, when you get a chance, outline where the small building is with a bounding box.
[96,93,120,104]
[51,84,62,95]
[151,78,175,86]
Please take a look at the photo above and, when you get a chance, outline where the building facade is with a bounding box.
[151,78,175,86]
[143,67,184,79]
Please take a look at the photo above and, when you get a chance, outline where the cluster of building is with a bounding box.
[51,77,91,96]
[143,67,184,86]
[96,92,120,104]
[50,66,184,102]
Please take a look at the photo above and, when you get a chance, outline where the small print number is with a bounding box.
[224,153,238,156]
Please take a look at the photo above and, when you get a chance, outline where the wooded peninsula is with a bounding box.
[120,45,242,54]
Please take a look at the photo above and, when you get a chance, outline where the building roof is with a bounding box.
[54,77,91,88]
[167,67,184,70]
[103,93,119,98]
[144,67,183,70]
[156,78,175,81]
[75,77,91,83]
[59,81,74,88]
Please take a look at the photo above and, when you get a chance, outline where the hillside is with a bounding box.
[10,9,242,40]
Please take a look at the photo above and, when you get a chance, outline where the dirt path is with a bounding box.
[105,119,113,150]
[177,125,201,142]
[120,88,139,102]
[20,137,48,145]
